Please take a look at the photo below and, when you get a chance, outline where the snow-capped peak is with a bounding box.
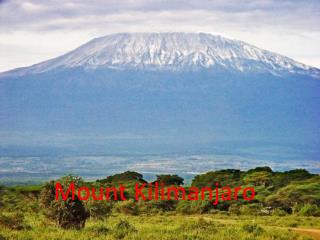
[3,32,320,78]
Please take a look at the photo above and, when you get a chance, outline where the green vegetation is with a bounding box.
[96,171,146,184]
[153,174,184,186]
[0,167,319,239]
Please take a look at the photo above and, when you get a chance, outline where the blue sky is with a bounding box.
[0,0,319,71]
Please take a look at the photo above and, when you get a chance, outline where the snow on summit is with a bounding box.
[3,32,320,78]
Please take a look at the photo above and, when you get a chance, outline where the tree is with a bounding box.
[192,169,241,188]
[243,171,273,187]
[272,169,314,189]
[97,171,147,184]
[265,176,320,210]
[56,194,88,229]
[154,174,184,186]
[39,175,89,229]
[246,167,273,174]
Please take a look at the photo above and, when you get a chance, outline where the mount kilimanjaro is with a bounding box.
[1,32,320,155]
[3,32,320,77]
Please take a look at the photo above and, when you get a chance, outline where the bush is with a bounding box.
[176,199,213,214]
[239,204,262,215]
[0,213,29,230]
[228,204,241,215]
[243,170,273,187]
[149,200,177,211]
[298,204,320,216]
[242,223,264,235]
[272,208,287,216]
[113,219,137,239]
[180,217,223,233]
[116,199,139,215]
[39,176,89,229]
[55,195,89,229]
[86,200,112,220]
[265,176,320,209]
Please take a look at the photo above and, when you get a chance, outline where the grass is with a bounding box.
[0,212,316,240]
[209,214,320,229]
[1,170,319,240]
[8,185,42,192]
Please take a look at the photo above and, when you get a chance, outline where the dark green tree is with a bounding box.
[97,171,147,183]
[154,174,184,186]
[192,169,241,188]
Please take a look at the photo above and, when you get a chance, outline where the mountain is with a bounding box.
[3,33,320,78]
[0,32,320,156]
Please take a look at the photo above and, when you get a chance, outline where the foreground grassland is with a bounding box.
[1,168,319,239]
[1,213,320,240]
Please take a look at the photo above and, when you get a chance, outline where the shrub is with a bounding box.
[298,204,320,216]
[148,200,177,211]
[239,204,262,215]
[273,169,314,189]
[272,208,287,216]
[113,219,137,239]
[55,195,89,229]
[176,199,213,214]
[39,181,56,219]
[228,204,241,215]
[243,170,273,187]
[39,176,89,229]
[86,200,112,220]
[242,223,264,235]
[116,199,139,215]
[265,176,320,209]
[58,174,85,187]
[180,217,222,233]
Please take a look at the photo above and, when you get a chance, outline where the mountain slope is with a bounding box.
[0,32,320,155]
[2,32,320,78]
